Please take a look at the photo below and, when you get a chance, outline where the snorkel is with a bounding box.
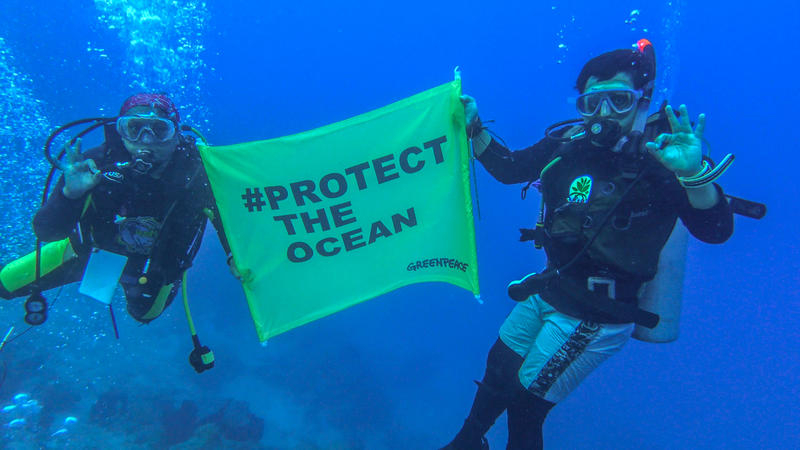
[611,38,655,155]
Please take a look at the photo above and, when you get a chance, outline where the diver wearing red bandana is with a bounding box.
[1,94,232,358]
[114,92,184,177]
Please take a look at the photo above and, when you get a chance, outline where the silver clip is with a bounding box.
[587,276,616,300]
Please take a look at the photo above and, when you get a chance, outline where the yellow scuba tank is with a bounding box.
[632,221,688,343]
[0,238,77,294]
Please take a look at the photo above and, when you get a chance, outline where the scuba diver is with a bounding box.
[0,93,232,373]
[442,40,751,449]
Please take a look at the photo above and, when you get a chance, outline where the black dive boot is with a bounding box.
[440,381,500,449]
[441,339,525,450]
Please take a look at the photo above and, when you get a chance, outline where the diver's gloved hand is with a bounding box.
[227,255,253,283]
[57,139,103,199]
[460,95,491,156]
[461,95,480,129]
[645,104,705,177]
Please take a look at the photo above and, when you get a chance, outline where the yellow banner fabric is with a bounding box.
[198,80,479,341]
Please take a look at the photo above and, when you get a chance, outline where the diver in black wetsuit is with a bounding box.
[442,42,734,449]
[0,94,232,328]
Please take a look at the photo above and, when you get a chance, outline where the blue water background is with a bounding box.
[0,0,798,448]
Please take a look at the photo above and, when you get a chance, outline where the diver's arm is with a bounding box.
[461,95,555,184]
[203,190,249,281]
[197,174,232,257]
[476,138,556,185]
[681,175,720,209]
[209,207,232,258]
[206,202,245,281]
[471,129,492,157]
[646,105,733,243]
[33,176,87,242]
[677,183,733,244]
[33,143,110,242]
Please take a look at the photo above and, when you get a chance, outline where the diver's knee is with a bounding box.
[483,338,524,389]
[124,281,177,323]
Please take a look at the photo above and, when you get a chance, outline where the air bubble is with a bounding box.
[93,0,212,127]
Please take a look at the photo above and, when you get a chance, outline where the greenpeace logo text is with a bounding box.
[407,258,469,272]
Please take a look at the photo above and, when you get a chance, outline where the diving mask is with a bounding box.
[116,113,177,143]
[576,89,642,117]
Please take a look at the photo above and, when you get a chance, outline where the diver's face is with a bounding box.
[581,72,638,133]
[120,106,179,165]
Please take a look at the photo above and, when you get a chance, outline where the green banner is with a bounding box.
[199,80,479,341]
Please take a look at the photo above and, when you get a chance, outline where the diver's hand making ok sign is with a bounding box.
[646,104,705,177]
[57,139,103,199]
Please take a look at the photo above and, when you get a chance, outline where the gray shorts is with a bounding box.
[499,294,634,403]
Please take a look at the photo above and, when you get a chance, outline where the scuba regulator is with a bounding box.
[116,149,155,175]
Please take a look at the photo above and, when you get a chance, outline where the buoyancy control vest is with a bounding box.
[528,110,678,281]
[509,110,681,327]
[74,133,209,282]
[539,142,680,281]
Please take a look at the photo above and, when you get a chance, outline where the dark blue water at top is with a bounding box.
[0,0,797,448]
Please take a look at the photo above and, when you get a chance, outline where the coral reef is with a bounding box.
[200,399,264,442]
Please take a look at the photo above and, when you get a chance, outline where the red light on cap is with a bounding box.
[637,38,653,53]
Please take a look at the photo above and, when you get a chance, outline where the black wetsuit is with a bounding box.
[2,135,229,323]
[445,114,734,450]
[479,119,733,323]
